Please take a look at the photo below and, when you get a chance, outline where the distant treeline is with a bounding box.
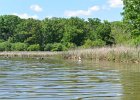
[0,15,139,51]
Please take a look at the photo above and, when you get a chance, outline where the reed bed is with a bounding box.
[62,46,140,63]
[0,51,62,58]
[0,46,139,63]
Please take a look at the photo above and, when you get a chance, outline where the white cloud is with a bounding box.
[13,13,38,19]
[108,0,123,8]
[30,4,43,12]
[46,16,53,19]
[65,6,100,17]
[89,6,100,11]
[102,5,111,10]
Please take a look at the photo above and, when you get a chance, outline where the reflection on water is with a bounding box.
[0,58,140,100]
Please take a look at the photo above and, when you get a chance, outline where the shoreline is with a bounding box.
[0,46,140,63]
[0,51,62,58]
[62,46,140,63]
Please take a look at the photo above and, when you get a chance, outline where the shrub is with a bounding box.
[130,36,140,47]
[44,43,53,51]
[0,41,11,51]
[0,39,4,43]
[11,42,28,51]
[83,39,105,48]
[44,43,67,51]
[27,44,40,51]
[92,39,106,47]
[65,42,76,49]
[51,43,67,51]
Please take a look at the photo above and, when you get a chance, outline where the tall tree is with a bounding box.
[0,15,21,41]
[96,21,115,45]
[122,0,140,37]
[87,18,101,41]
[14,18,43,46]
[42,17,65,44]
[62,17,87,46]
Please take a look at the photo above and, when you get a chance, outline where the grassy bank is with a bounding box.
[0,46,139,63]
[62,46,140,63]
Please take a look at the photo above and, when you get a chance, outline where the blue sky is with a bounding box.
[0,0,123,21]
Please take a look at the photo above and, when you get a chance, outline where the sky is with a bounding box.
[0,0,123,21]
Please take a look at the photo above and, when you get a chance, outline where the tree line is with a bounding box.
[0,0,139,51]
[0,15,138,51]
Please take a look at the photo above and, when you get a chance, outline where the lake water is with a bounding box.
[0,58,140,100]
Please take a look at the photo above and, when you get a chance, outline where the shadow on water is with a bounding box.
[0,57,140,100]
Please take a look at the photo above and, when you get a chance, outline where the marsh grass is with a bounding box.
[62,46,140,63]
[0,51,62,58]
[0,46,139,63]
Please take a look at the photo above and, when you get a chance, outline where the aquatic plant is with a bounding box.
[62,46,140,63]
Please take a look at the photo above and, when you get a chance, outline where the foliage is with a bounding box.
[0,15,138,51]
[62,17,87,46]
[14,18,43,46]
[122,0,140,37]
[44,43,67,51]
[83,39,105,48]
[27,44,40,51]
[0,39,4,43]
[129,36,140,47]
[96,20,115,45]
[0,15,21,41]
[111,21,131,45]
[42,18,65,44]
[44,43,53,51]
[11,42,28,51]
[0,41,11,51]
[64,42,76,49]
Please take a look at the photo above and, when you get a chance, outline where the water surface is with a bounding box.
[0,58,140,100]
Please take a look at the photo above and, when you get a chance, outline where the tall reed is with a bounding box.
[0,51,62,58]
[0,46,139,63]
[62,46,140,63]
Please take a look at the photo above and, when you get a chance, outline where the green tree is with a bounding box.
[87,18,102,41]
[44,43,67,51]
[11,42,28,51]
[62,17,87,46]
[27,44,40,51]
[0,41,11,51]
[111,21,131,44]
[0,15,21,41]
[122,0,140,37]
[14,18,43,47]
[42,17,66,44]
[96,21,115,45]
[83,39,105,48]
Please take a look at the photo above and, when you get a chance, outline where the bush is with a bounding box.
[83,39,105,48]
[130,36,140,47]
[52,43,67,51]
[92,39,106,47]
[44,43,53,51]
[27,44,40,51]
[0,39,4,43]
[0,41,11,51]
[11,42,28,51]
[44,43,67,51]
[65,42,76,49]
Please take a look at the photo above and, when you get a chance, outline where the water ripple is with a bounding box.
[1,59,137,100]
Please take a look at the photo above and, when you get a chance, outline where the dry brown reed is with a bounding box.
[62,46,140,63]
[0,51,62,58]
[0,46,139,63]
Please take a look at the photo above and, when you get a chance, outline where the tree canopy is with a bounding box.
[122,0,140,37]
[0,14,138,51]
